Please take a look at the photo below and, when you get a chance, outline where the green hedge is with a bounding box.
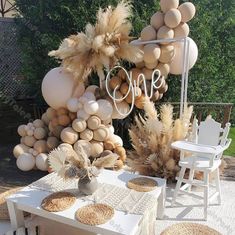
[15,0,235,122]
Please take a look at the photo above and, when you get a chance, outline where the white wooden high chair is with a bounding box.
[171,118,231,220]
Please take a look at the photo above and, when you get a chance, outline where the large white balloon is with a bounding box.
[42,67,75,109]
[170,37,198,75]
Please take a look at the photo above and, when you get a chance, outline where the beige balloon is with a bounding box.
[164,9,182,28]
[87,116,101,130]
[60,127,79,145]
[34,140,47,153]
[47,136,59,150]
[93,127,110,142]
[156,63,170,77]
[159,44,175,63]
[41,67,75,109]
[72,118,87,132]
[143,44,161,64]
[90,140,104,158]
[112,101,130,119]
[17,125,27,137]
[141,25,157,41]
[145,60,158,69]
[178,2,196,23]
[160,0,179,13]
[24,136,37,147]
[174,22,189,38]
[41,113,50,125]
[142,67,153,80]
[33,119,44,128]
[80,129,93,141]
[150,12,164,30]
[34,127,47,140]
[46,107,57,120]
[157,26,174,43]
[13,144,30,158]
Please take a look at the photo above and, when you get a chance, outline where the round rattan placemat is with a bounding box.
[127,177,158,192]
[160,223,222,235]
[0,187,24,220]
[75,203,114,225]
[41,191,76,212]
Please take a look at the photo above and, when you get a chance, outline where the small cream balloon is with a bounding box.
[157,26,174,42]
[34,127,47,140]
[41,67,75,109]
[90,140,104,158]
[80,129,93,141]
[74,140,92,157]
[159,44,175,63]
[33,119,44,128]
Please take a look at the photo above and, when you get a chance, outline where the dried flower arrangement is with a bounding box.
[48,144,118,181]
[128,98,193,181]
[49,1,142,82]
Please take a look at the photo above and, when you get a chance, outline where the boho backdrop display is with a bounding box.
[13,0,198,181]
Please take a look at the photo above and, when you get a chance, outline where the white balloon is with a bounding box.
[96,99,113,120]
[17,153,35,171]
[41,67,75,109]
[36,153,49,171]
[170,37,198,75]
[83,92,96,101]
[77,109,90,120]
[67,98,80,112]
[84,100,99,115]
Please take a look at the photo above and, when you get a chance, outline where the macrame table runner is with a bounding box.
[29,172,158,235]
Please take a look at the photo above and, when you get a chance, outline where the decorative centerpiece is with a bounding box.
[48,144,118,195]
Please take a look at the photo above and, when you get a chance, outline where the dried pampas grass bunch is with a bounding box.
[128,99,193,181]
[48,145,118,180]
[49,0,142,82]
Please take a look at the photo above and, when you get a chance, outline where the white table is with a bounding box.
[7,170,166,235]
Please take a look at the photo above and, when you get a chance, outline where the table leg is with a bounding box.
[7,200,25,230]
[157,184,166,219]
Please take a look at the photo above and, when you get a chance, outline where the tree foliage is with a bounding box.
[15,0,235,120]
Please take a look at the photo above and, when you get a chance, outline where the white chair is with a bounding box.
[171,118,231,220]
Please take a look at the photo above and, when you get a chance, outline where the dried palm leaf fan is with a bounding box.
[128,98,193,181]
[49,1,143,87]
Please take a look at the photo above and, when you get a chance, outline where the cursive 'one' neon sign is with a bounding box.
[105,65,164,117]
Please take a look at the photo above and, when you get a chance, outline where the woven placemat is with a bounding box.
[127,177,158,192]
[75,203,114,225]
[160,223,222,235]
[41,191,76,212]
[0,187,26,220]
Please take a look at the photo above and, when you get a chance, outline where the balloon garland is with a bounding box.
[13,0,198,172]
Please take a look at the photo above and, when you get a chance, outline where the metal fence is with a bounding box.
[0,17,29,97]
